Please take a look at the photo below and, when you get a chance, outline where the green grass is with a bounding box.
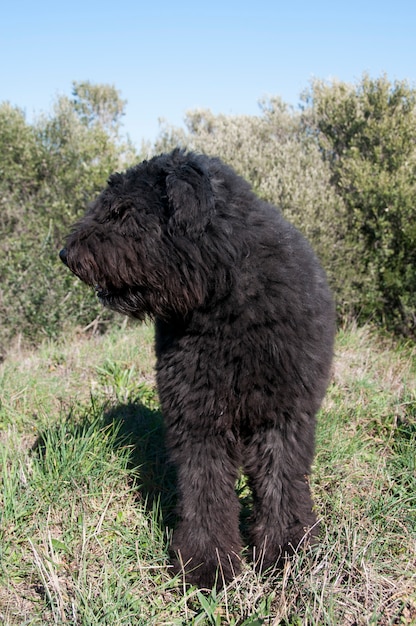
[0,323,415,624]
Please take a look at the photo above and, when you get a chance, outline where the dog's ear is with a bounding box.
[166,161,215,237]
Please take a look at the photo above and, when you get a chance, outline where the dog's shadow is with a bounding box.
[33,399,254,548]
[105,404,253,541]
[103,401,177,528]
[32,399,177,532]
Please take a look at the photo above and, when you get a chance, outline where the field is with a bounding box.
[0,322,415,625]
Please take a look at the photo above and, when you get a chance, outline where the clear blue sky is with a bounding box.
[1,0,415,148]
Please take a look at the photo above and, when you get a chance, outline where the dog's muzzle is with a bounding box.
[59,248,68,266]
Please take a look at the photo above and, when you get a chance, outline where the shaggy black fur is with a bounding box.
[60,149,335,588]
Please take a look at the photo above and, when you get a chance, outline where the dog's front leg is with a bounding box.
[167,429,242,589]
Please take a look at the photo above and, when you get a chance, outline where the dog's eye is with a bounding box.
[111,202,132,220]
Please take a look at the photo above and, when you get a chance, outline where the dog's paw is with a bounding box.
[250,522,320,574]
[170,548,241,589]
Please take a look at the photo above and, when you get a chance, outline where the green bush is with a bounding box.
[303,74,416,336]
[2,75,414,348]
[0,82,138,350]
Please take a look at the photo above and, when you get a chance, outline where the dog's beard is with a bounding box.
[96,285,151,320]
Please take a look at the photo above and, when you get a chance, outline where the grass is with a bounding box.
[0,322,415,625]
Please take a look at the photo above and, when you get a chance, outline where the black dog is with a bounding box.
[60,149,335,588]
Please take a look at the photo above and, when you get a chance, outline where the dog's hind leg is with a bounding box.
[243,424,318,573]
[168,429,242,588]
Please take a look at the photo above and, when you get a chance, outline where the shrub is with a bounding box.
[303,74,416,336]
[0,83,138,350]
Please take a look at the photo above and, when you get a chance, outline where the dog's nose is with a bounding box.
[59,248,68,266]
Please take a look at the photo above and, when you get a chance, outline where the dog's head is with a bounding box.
[60,150,238,320]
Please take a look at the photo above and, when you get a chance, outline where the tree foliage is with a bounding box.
[1,75,415,351]
[71,81,127,133]
[0,83,138,350]
[304,75,416,335]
